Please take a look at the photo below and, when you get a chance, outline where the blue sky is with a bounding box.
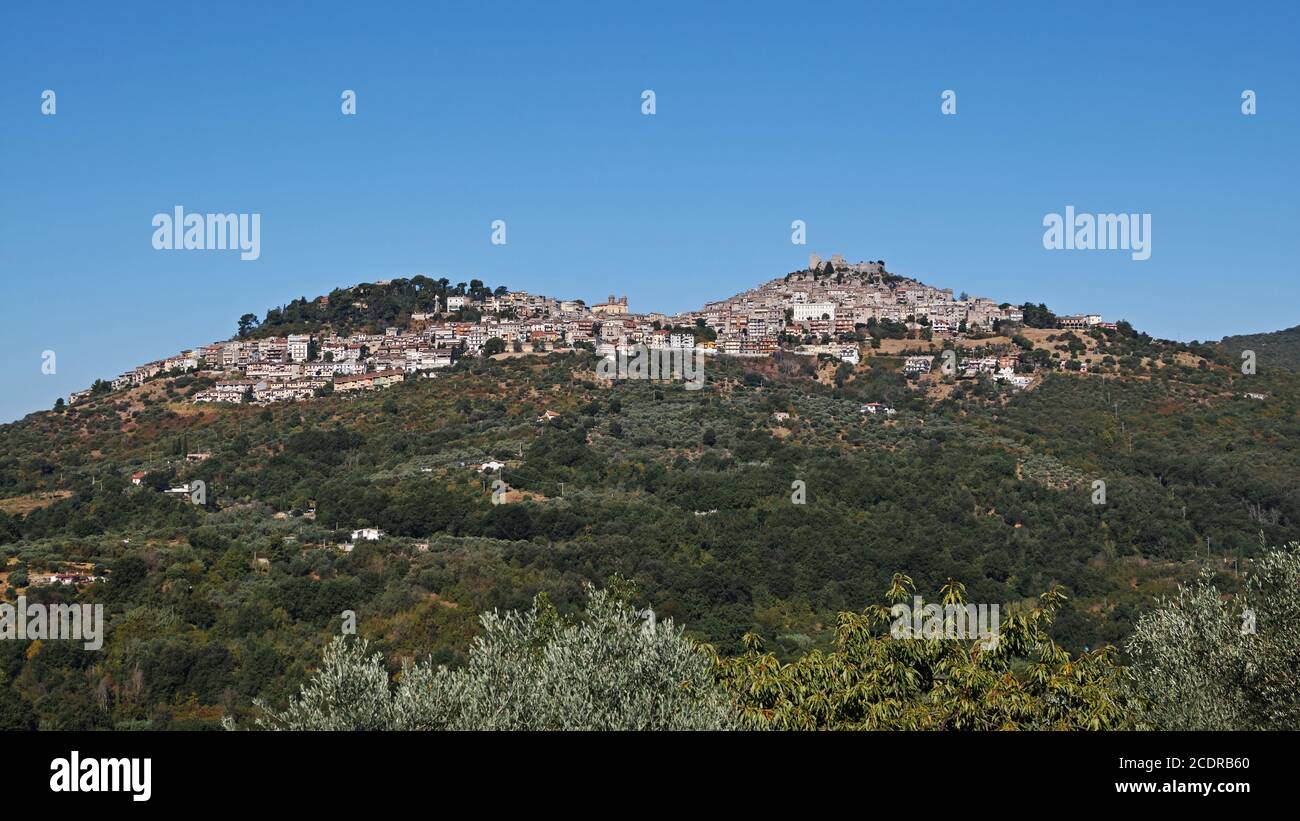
[1,0,1297,423]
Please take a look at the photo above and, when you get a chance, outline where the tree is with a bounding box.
[1020,303,1058,329]
[483,337,506,356]
[142,469,174,492]
[1126,542,1300,730]
[0,687,38,731]
[240,586,739,731]
[715,575,1136,730]
[237,313,261,338]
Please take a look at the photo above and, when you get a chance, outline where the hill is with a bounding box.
[1,278,1298,729]
[1215,325,1300,373]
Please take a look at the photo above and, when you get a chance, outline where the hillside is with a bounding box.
[3,283,1299,729]
[239,277,509,339]
[1215,325,1300,373]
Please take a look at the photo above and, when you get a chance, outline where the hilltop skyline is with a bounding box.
[4,247,1295,423]
[50,252,1109,409]
[3,0,1298,422]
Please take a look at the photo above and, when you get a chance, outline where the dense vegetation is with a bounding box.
[1126,541,1300,730]
[1215,324,1300,374]
[1,310,1297,729]
[229,543,1300,731]
[238,276,509,339]
[244,584,739,731]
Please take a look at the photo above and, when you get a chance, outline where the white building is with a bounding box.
[288,334,312,362]
[791,302,836,323]
[903,357,932,374]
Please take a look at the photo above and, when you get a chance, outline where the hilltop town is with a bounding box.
[10,255,1295,739]
[64,254,1112,408]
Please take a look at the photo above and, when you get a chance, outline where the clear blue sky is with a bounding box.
[2,0,1297,423]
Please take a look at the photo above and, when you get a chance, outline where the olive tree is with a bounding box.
[241,585,740,731]
[1126,542,1300,730]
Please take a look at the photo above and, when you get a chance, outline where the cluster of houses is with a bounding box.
[673,254,1109,367]
[669,253,1024,360]
[903,353,1035,388]
[27,570,106,588]
[65,256,1103,407]
[65,288,715,406]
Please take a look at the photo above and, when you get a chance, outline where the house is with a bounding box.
[351,527,384,542]
[196,379,256,403]
[287,334,312,362]
[860,402,897,416]
[791,302,836,322]
[31,572,96,588]
[591,295,629,316]
[960,356,999,375]
[538,410,561,423]
[334,369,406,393]
[255,378,326,403]
[163,483,195,498]
[903,357,932,374]
[163,353,198,372]
[1058,314,1102,330]
[479,460,506,472]
[130,471,147,487]
[185,452,211,463]
[772,411,791,422]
